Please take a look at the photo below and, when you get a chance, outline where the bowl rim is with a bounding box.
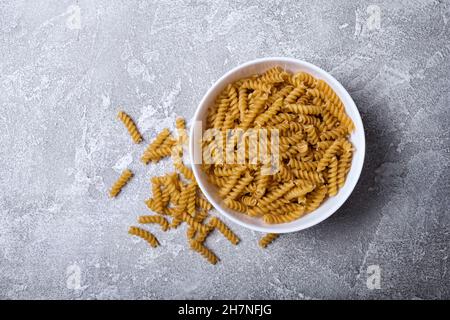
[189,57,365,233]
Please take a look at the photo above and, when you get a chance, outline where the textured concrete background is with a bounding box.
[0,0,449,300]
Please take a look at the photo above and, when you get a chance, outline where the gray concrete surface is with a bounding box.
[0,0,449,300]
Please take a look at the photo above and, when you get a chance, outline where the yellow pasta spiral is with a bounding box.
[223,86,240,129]
[263,205,305,224]
[305,185,328,213]
[254,98,283,127]
[224,198,248,213]
[239,94,268,129]
[141,145,174,164]
[324,101,355,132]
[109,169,133,198]
[258,181,295,207]
[274,164,294,182]
[240,196,258,206]
[212,92,230,129]
[238,87,248,122]
[218,167,246,197]
[189,239,218,265]
[141,128,172,164]
[227,172,254,200]
[259,233,279,248]
[196,197,212,210]
[170,216,183,229]
[284,87,307,104]
[214,166,238,177]
[322,109,339,130]
[292,72,316,88]
[241,79,272,93]
[209,217,240,245]
[327,157,339,196]
[187,183,197,216]
[316,138,344,172]
[291,169,324,184]
[117,111,143,144]
[174,162,195,180]
[284,184,316,201]
[178,212,210,234]
[138,215,170,231]
[317,141,334,150]
[283,104,322,115]
[128,226,159,248]
[337,150,352,188]
[267,112,297,125]
[304,125,319,145]
[187,227,196,239]
[287,158,318,171]
[297,114,322,127]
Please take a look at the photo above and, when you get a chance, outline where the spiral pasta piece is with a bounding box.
[327,157,339,196]
[304,125,319,145]
[187,183,197,216]
[138,215,170,231]
[240,94,268,129]
[292,72,316,88]
[241,79,272,93]
[291,169,324,184]
[223,86,240,129]
[263,205,305,224]
[305,185,328,213]
[258,181,295,207]
[212,92,230,129]
[141,128,171,164]
[284,184,316,201]
[174,162,195,180]
[189,239,218,265]
[209,217,240,245]
[118,111,143,144]
[254,98,283,127]
[109,169,133,198]
[337,149,352,189]
[227,172,254,200]
[316,138,344,172]
[287,159,318,171]
[284,104,322,115]
[259,233,279,248]
[224,198,248,213]
[128,226,159,248]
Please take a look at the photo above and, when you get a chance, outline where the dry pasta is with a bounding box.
[138,215,170,231]
[201,67,355,224]
[259,233,279,248]
[128,226,159,248]
[189,239,218,265]
[117,111,143,144]
[109,169,133,198]
[208,217,240,245]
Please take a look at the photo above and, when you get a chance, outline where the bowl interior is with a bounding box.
[190,58,365,233]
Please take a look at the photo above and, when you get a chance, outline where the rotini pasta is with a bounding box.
[118,111,143,144]
[138,215,170,231]
[189,239,218,265]
[128,226,159,248]
[259,233,279,248]
[209,217,240,245]
[109,169,133,198]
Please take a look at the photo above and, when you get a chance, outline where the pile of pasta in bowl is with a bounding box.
[201,67,355,225]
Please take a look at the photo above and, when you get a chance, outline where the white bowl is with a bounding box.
[189,57,365,233]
